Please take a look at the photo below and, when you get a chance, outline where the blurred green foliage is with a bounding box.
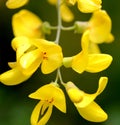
[0,0,120,125]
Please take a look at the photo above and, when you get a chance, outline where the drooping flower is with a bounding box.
[65,77,108,122]
[63,30,113,74]
[12,36,63,75]
[67,0,102,13]
[73,9,114,55]
[74,10,114,44]
[0,36,34,85]
[48,0,74,22]
[6,0,29,9]
[12,9,44,38]
[29,83,66,125]
[88,9,114,44]
[0,36,63,85]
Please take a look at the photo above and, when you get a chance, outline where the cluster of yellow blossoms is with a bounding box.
[0,0,114,125]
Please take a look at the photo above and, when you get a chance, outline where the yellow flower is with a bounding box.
[12,36,63,75]
[6,0,29,9]
[12,9,44,38]
[29,83,66,125]
[0,36,63,85]
[74,10,114,44]
[63,31,113,73]
[72,31,113,73]
[0,37,35,85]
[65,77,108,122]
[74,10,114,54]
[47,0,74,22]
[88,10,114,43]
[68,0,102,13]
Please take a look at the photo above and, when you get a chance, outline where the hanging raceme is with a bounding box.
[0,0,114,124]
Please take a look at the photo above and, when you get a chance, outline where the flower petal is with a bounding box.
[72,51,88,73]
[12,9,43,38]
[11,36,33,60]
[60,4,74,22]
[77,101,108,122]
[11,36,32,51]
[105,33,114,43]
[8,62,17,68]
[6,0,28,9]
[65,81,84,103]
[31,101,44,125]
[19,49,42,75]
[77,0,102,13]
[81,30,90,52]
[41,43,63,74]
[68,0,77,5]
[86,54,113,73]
[89,10,112,43]
[37,105,53,125]
[0,67,30,85]
[88,42,101,54]
[71,30,89,73]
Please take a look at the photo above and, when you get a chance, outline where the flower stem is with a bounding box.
[55,0,62,44]
[55,69,65,86]
[50,25,75,31]
[61,25,75,31]
[57,69,64,84]
[54,0,65,85]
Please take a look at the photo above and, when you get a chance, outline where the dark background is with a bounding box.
[0,0,120,125]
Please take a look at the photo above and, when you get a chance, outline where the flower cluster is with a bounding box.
[0,0,114,125]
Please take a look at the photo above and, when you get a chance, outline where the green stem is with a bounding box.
[50,25,75,31]
[55,69,65,85]
[49,26,58,30]
[57,69,64,84]
[61,25,75,31]
[55,0,62,44]
[54,0,65,85]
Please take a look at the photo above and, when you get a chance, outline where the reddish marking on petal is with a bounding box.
[46,98,54,104]
[42,52,48,60]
